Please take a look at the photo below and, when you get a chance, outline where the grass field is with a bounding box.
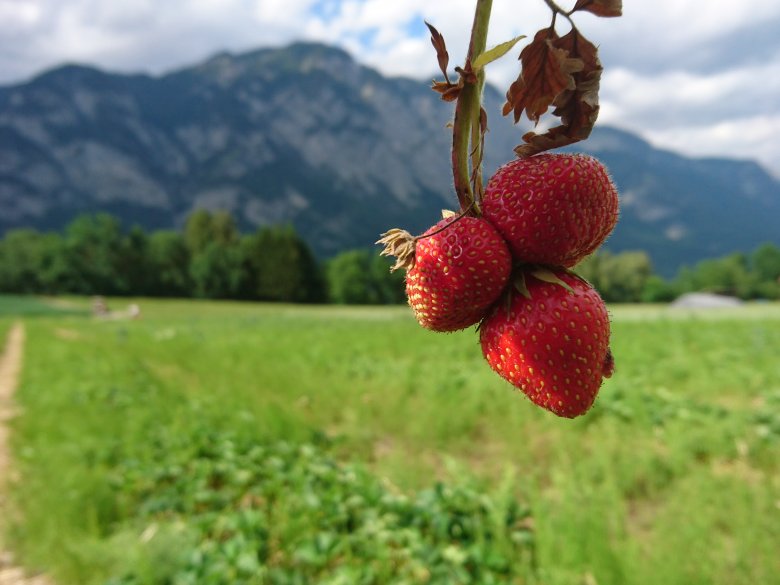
[2,296,780,584]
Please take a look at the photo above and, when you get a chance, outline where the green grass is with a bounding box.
[0,294,89,317]
[4,300,780,584]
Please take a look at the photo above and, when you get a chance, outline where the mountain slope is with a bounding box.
[1,42,778,275]
[569,128,780,274]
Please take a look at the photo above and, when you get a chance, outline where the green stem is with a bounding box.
[452,0,493,212]
[470,61,487,201]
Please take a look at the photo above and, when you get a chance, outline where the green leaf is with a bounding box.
[530,268,574,293]
[513,273,532,299]
[472,35,526,71]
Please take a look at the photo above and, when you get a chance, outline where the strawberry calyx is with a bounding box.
[377,206,479,272]
[376,228,417,272]
[510,264,584,299]
[486,264,576,323]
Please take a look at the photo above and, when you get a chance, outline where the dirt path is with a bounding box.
[0,323,52,585]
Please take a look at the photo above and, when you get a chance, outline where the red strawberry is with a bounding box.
[379,215,512,332]
[480,268,613,418]
[482,154,619,267]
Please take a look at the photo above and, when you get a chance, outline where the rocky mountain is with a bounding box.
[1,42,778,275]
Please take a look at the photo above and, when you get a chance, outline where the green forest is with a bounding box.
[0,210,778,303]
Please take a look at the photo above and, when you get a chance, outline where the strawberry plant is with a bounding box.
[378,0,622,417]
[104,430,537,585]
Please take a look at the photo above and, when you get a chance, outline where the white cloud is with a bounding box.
[597,62,780,171]
[0,0,42,26]
[2,0,774,82]
[643,116,780,179]
[256,0,319,26]
[621,1,780,43]
[602,62,780,120]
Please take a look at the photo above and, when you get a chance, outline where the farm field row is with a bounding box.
[1,296,779,584]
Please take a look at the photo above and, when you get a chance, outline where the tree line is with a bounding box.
[576,245,780,302]
[0,210,778,304]
[0,211,404,304]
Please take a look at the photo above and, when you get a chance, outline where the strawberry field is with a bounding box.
[3,297,780,584]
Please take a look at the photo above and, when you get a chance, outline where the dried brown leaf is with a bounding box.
[503,28,584,125]
[552,30,601,131]
[515,128,580,158]
[513,29,603,158]
[431,80,451,93]
[555,29,600,77]
[425,21,451,83]
[431,79,462,102]
[572,0,622,17]
[442,85,462,102]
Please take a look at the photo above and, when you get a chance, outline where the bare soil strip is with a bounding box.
[0,323,52,585]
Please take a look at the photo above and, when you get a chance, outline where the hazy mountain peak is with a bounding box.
[191,42,360,86]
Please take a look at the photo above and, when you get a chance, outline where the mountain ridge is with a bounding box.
[1,42,778,276]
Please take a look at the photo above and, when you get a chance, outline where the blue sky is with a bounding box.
[2,0,779,176]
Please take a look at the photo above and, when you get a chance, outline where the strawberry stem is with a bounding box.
[452,0,493,212]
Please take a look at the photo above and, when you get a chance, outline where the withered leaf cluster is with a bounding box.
[572,0,622,18]
[504,0,621,157]
[426,21,475,103]
[423,0,621,191]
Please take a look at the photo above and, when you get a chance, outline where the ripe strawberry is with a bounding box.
[482,154,619,267]
[480,268,613,418]
[379,215,511,332]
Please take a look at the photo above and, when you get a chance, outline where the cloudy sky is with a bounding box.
[2,0,779,176]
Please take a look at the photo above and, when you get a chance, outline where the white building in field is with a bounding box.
[671,292,743,309]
